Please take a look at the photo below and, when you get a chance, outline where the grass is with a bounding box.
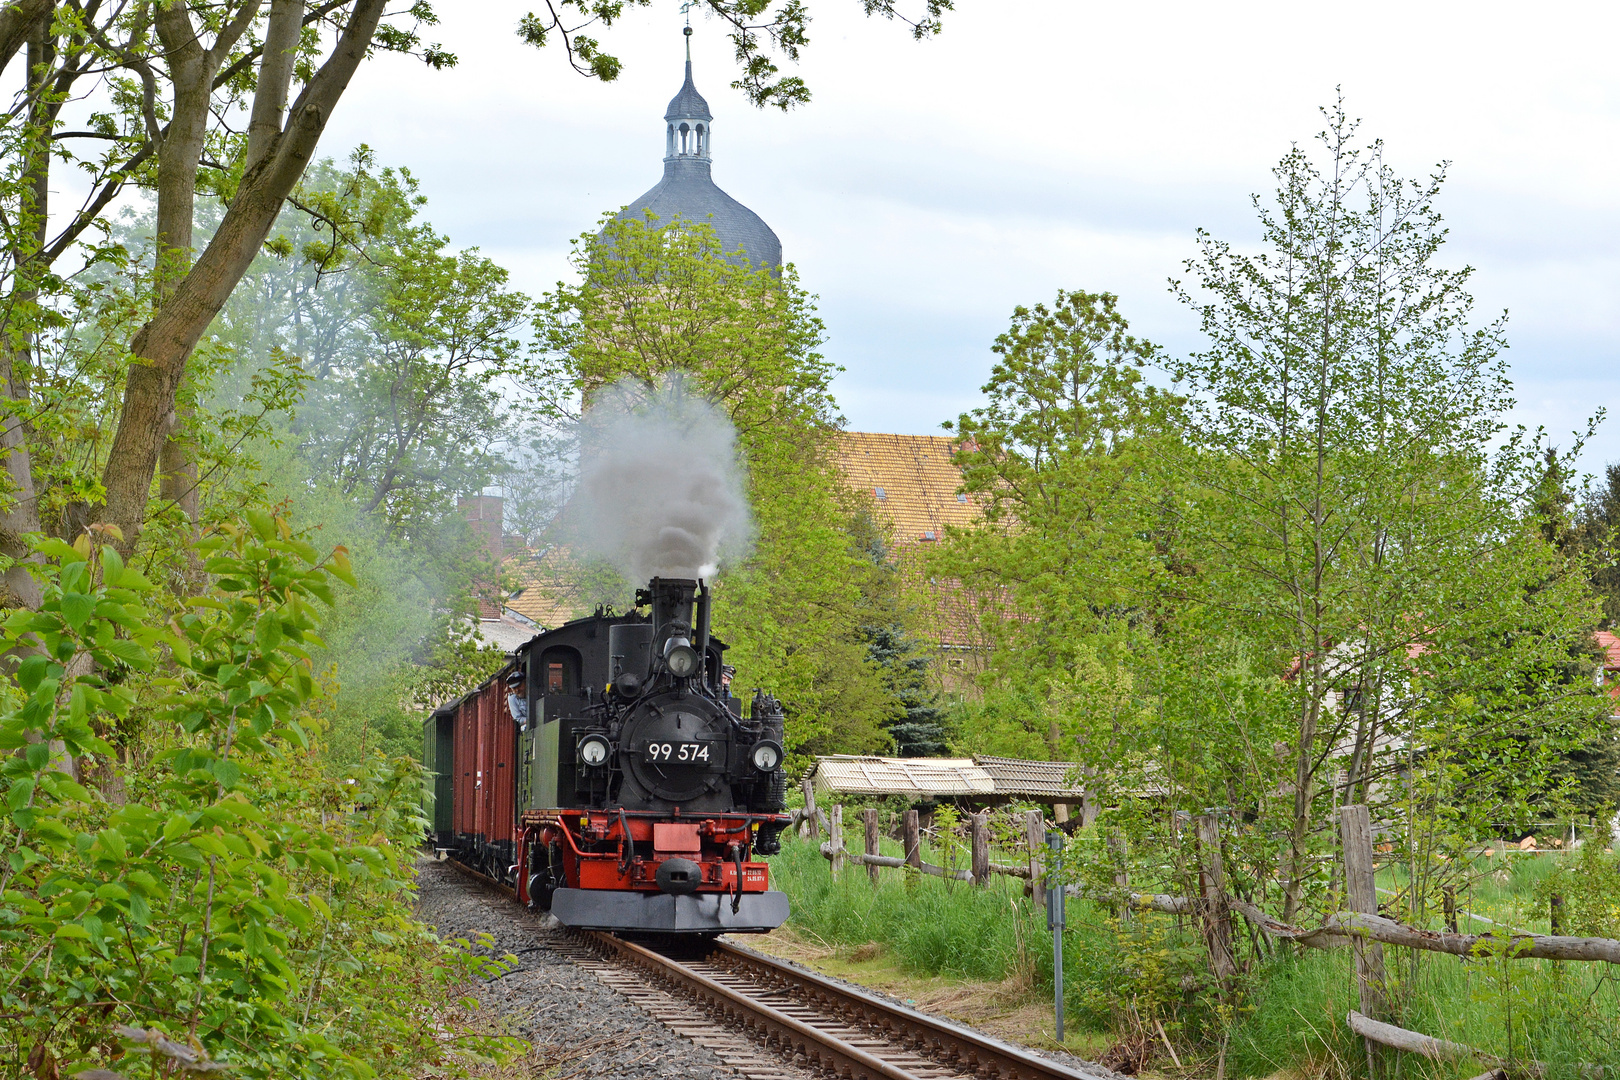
[764,830,1042,982]
[764,833,1620,1079]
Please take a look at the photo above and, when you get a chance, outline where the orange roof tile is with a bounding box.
[1597,630,1620,671]
[504,547,591,629]
[832,431,983,545]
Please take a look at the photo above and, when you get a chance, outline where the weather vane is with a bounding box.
[680,1,695,57]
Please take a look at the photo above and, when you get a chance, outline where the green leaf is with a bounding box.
[246,508,277,542]
[60,592,94,631]
[163,813,192,842]
[101,638,153,668]
[100,544,125,585]
[49,777,92,804]
[7,776,35,809]
[96,828,127,862]
[24,741,50,770]
[17,654,51,692]
[36,537,85,563]
[54,922,91,940]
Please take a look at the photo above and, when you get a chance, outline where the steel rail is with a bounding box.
[581,929,919,1079]
[708,939,1112,1080]
[435,854,1114,1080]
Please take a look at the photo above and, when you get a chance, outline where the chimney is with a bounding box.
[460,495,504,618]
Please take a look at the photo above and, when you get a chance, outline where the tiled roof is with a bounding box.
[832,432,983,544]
[974,756,1085,799]
[1597,631,1620,670]
[810,756,997,797]
[503,547,590,629]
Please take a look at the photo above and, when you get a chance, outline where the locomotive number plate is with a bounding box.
[642,741,719,764]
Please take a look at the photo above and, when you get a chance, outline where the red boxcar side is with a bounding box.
[492,686,516,850]
[453,696,477,837]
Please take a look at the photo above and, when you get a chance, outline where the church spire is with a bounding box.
[664,26,713,161]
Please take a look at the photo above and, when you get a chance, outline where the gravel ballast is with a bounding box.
[414,855,1119,1080]
[414,857,747,1080]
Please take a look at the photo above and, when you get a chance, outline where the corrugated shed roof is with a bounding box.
[832,432,983,543]
[811,756,997,797]
[974,756,1085,799]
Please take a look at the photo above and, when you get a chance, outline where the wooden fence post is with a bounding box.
[864,808,880,886]
[1551,893,1564,935]
[1025,810,1046,908]
[830,804,844,880]
[970,812,990,886]
[1340,804,1388,1080]
[1194,814,1238,984]
[903,809,922,878]
[1443,887,1458,934]
[801,777,819,840]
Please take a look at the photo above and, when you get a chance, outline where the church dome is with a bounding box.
[664,62,712,123]
[616,56,781,271]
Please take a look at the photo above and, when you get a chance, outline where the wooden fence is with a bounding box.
[799,793,1620,1077]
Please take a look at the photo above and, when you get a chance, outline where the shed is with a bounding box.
[973,756,1085,803]
[807,754,1091,807]
[808,756,997,799]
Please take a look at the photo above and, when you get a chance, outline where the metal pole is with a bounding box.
[1046,830,1065,1042]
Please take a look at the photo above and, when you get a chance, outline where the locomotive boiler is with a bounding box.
[423,576,791,934]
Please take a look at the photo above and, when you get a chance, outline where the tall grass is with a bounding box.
[768,835,1620,1078]
[765,835,1040,981]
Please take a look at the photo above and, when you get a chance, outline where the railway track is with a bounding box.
[558,928,1121,1080]
[434,853,1118,1080]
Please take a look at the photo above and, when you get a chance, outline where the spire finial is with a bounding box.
[681,1,694,61]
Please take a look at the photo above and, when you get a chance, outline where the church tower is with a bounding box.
[615,28,782,270]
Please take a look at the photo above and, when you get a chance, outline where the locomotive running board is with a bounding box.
[551,888,789,934]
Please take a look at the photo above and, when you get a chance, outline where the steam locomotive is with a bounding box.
[422,577,791,934]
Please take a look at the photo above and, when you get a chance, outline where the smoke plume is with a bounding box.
[569,374,752,583]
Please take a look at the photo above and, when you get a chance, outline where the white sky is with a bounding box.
[322,0,1620,473]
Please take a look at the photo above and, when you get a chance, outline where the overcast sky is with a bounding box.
[322,0,1620,473]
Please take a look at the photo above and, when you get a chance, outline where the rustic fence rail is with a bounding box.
[802,796,1620,1073]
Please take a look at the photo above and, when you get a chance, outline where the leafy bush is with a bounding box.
[0,515,513,1078]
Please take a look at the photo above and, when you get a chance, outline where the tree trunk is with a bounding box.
[99,0,388,550]
[1282,687,1322,926]
[0,13,52,606]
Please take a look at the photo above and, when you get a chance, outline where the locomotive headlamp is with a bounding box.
[578,734,611,767]
[664,637,700,679]
[750,740,783,773]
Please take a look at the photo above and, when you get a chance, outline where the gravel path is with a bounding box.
[414,856,748,1080]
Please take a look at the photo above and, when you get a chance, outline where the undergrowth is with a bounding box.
[767,831,1620,1079]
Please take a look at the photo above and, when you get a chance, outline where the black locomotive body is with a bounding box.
[424,577,791,934]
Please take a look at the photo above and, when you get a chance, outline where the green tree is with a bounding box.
[936,290,1174,765]
[217,156,531,533]
[205,158,523,761]
[530,212,899,760]
[1575,462,1620,626]
[849,509,947,756]
[0,515,512,1077]
[1168,103,1606,922]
